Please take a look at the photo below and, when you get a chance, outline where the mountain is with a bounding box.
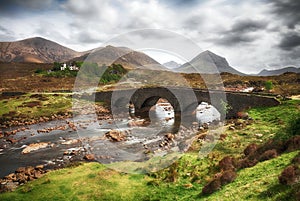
[163,61,181,69]
[0,37,81,63]
[257,67,300,76]
[174,50,244,75]
[71,45,164,70]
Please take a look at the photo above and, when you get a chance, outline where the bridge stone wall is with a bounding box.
[88,87,280,119]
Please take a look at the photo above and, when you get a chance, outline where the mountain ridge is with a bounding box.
[70,45,163,70]
[0,37,81,63]
[257,67,300,76]
[163,61,181,69]
[175,50,245,75]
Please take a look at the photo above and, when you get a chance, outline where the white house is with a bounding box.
[60,63,67,71]
[60,63,79,71]
[69,65,79,71]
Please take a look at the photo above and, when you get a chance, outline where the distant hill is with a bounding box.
[175,50,244,75]
[71,45,164,70]
[0,37,81,63]
[257,67,300,76]
[163,61,181,69]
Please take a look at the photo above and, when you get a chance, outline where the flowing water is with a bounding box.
[0,102,220,177]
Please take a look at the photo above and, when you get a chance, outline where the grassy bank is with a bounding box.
[0,151,298,201]
[0,100,299,200]
[0,93,72,125]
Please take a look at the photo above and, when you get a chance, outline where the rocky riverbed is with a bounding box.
[0,101,223,192]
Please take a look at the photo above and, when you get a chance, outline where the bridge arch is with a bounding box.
[130,87,194,128]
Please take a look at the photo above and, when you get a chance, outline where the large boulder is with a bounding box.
[84,154,95,161]
[105,130,126,142]
[22,142,49,154]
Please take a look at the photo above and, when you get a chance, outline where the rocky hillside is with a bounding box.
[0,37,81,63]
[71,45,164,70]
[163,61,181,69]
[175,50,244,75]
[257,67,300,76]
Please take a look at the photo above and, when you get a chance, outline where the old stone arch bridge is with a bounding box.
[79,87,280,124]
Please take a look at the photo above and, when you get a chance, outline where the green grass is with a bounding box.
[36,69,78,78]
[0,163,154,201]
[202,151,299,201]
[0,93,72,123]
[1,151,298,201]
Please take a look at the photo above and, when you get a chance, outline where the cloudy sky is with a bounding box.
[0,0,299,73]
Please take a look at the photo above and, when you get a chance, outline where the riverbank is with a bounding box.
[0,93,111,128]
[0,99,299,200]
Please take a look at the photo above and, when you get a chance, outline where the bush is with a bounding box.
[220,170,237,185]
[52,62,61,71]
[279,165,300,185]
[264,80,273,91]
[238,158,258,169]
[244,143,258,156]
[219,156,236,171]
[34,69,43,74]
[259,149,278,162]
[286,114,300,137]
[285,136,300,152]
[202,179,221,195]
[292,152,300,165]
[99,64,127,84]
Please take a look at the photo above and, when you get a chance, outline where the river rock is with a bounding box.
[105,130,126,142]
[0,181,18,192]
[61,139,80,145]
[21,142,49,154]
[165,133,175,141]
[127,119,149,127]
[6,138,18,144]
[35,165,44,170]
[84,154,95,161]
[237,111,249,119]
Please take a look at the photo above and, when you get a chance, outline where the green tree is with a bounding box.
[264,80,273,91]
[52,62,61,71]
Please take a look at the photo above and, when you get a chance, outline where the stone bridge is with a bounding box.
[79,87,280,123]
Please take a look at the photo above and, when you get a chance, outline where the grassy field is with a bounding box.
[0,152,298,201]
[0,93,72,124]
[0,99,299,200]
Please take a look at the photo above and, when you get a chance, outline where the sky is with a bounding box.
[0,0,300,73]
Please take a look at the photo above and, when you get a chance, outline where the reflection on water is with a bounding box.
[152,101,221,126]
[196,102,221,125]
[152,102,175,126]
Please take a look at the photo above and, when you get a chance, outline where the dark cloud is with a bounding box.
[229,19,267,33]
[76,32,103,44]
[0,0,60,14]
[0,26,15,41]
[213,19,266,46]
[160,0,201,7]
[182,15,204,29]
[132,29,175,40]
[269,0,300,29]
[0,25,9,33]
[278,32,300,50]
[215,34,256,46]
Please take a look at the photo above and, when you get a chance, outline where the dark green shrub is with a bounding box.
[286,113,300,137]
[34,69,43,74]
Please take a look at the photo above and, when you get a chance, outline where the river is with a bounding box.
[0,102,221,177]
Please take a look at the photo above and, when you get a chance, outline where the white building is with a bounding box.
[60,63,79,71]
[69,65,79,71]
[60,63,67,71]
